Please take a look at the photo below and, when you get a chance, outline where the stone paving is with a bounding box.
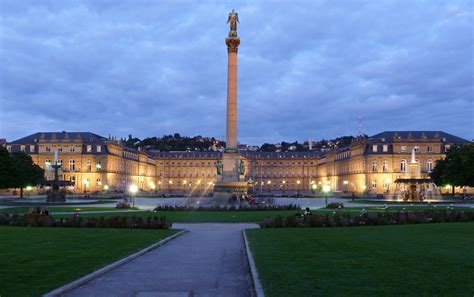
[64,223,258,297]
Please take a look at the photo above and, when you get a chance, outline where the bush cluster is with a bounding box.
[0,213,171,229]
[153,204,300,212]
[260,210,474,228]
[326,202,344,209]
[116,201,131,209]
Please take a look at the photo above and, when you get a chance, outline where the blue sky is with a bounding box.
[1,0,473,145]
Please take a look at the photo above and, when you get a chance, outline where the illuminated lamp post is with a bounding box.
[103,184,109,192]
[311,184,317,199]
[297,180,301,197]
[129,184,138,208]
[26,186,32,198]
[322,184,331,207]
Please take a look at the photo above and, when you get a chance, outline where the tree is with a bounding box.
[0,147,13,189]
[430,144,474,195]
[10,152,45,198]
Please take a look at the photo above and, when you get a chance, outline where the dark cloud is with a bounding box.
[1,0,473,144]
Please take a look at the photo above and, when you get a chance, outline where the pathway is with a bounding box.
[64,223,258,297]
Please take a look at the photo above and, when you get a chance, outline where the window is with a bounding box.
[45,159,51,167]
[96,178,101,186]
[20,145,25,152]
[414,146,420,152]
[383,179,390,189]
[445,145,451,151]
[97,145,102,152]
[383,145,388,152]
[372,161,378,172]
[45,146,51,152]
[70,176,75,184]
[400,160,407,172]
[30,145,35,152]
[69,160,75,171]
[86,145,92,153]
[69,146,75,152]
[96,161,102,171]
[372,145,378,152]
[86,160,92,172]
[382,161,388,172]
[427,146,433,152]
[6,145,11,152]
[58,147,63,152]
[400,146,406,152]
[371,179,377,189]
[427,160,433,172]
[57,159,62,166]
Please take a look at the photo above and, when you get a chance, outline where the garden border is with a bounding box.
[43,229,187,297]
[243,230,265,297]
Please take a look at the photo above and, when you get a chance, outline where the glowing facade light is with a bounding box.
[150,183,156,190]
[322,184,331,193]
[183,180,187,184]
[297,180,301,185]
[343,180,349,185]
[267,180,271,184]
[26,186,32,191]
[444,184,451,189]
[103,185,109,191]
[169,180,173,184]
[311,184,317,190]
[129,184,138,194]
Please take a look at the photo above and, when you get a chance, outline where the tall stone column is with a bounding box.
[225,37,240,150]
[212,10,247,202]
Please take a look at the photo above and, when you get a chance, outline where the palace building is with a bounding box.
[5,131,471,195]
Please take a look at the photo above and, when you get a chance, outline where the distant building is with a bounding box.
[6,130,471,194]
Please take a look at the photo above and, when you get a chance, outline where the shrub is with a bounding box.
[327,202,344,209]
[0,213,171,229]
[152,204,300,212]
[116,201,131,209]
[259,210,474,229]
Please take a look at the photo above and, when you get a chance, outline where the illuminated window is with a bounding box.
[30,145,35,152]
[445,145,451,151]
[96,161,102,171]
[383,145,388,152]
[400,146,406,152]
[372,161,378,172]
[427,160,433,172]
[400,160,407,172]
[45,159,51,166]
[69,160,75,171]
[383,179,390,189]
[86,160,92,172]
[6,145,11,152]
[371,179,377,189]
[414,146,420,152]
[97,145,102,153]
[372,145,378,152]
[382,161,388,172]
[20,145,25,152]
[87,145,92,153]
[57,159,62,166]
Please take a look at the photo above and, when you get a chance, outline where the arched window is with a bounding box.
[69,160,75,172]
[400,160,407,172]
[86,160,92,172]
[427,160,433,172]
[382,161,388,172]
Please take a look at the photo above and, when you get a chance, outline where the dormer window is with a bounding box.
[30,145,35,152]
[86,145,92,153]
[20,145,25,152]
[400,146,406,152]
[372,145,378,152]
[383,145,388,152]
[6,145,11,152]
[97,145,102,153]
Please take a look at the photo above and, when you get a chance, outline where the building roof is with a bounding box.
[369,131,470,144]
[9,132,108,144]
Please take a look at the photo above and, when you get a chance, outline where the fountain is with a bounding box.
[393,148,441,202]
[43,150,73,202]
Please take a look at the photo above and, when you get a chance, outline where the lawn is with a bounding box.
[0,226,178,297]
[51,210,299,222]
[246,223,474,297]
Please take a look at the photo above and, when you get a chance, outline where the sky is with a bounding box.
[0,0,473,145]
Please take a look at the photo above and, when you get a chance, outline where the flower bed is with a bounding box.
[0,213,171,229]
[260,210,474,228]
[153,204,300,212]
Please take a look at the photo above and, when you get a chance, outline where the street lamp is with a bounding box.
[26,186,32,197]
[322,184,331,207]
[311,184,317,199]
[103,184,109,192]
[129,184,138,207]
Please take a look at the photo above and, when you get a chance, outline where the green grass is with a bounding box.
[343,205,474,212]
[0,226,178,297]
[246,223,474,297]
[0,206,136,214]
[52,210,299,222]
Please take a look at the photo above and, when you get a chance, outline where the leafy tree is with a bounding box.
[430,144,474,195]
[259,143,277,152]
[0,147,13,189]
[10,152,44,198]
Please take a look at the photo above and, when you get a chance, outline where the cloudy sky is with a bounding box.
[1,0,473,145]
